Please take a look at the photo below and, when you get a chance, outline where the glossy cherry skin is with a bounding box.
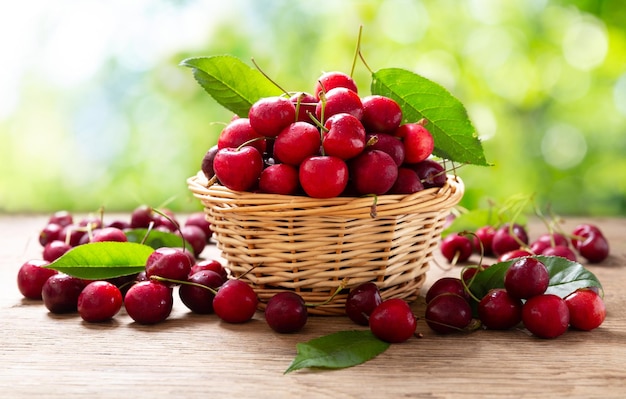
[491,223,529,257]
[425,277,470,303]
[299,155,349,198]
[564,288,606,331]
[577,231,609,263]
[124,280,173,325]
[360,95,403,133]
[217,117,266,153]
[91,227,128,243]
[177,225,207,258]
[345,282,383,326]
[273,122,321,166]
[41,274,87,314]
[473,225,496,256]
[497,249,533,262]
[17,260,57,300]
[77,281,123,322]
[190,259,227,281]
[440,233,473,264]
[213,279,258,323]
[289,92,318,123]
[322,113,366,160]
[410,159,447,188]
[258,163,300,195]
[130,205,154,229]
[350,150,398,195]
[316,87,363,122]
[184,212,212,243]
[264,292,308,333]
[394,123,435,163]
[39,223,63,247]
[145,247,193,283]
[201,144,219,180]
[314,71,358,99]
[365,133,405,166]
[248,96,296,137]
[42,240,72,262]
[369,298,417,343]
[522,294,570,339]
[179,270,223,314]
[478,288,523,330]
[389,167,424,194]
[541,245,577,261]
[213,146,264,192]
[504,257,550,300]
[48,210,74,227]
[425,293,472,334]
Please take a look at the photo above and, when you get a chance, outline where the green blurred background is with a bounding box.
[1,0,625,216]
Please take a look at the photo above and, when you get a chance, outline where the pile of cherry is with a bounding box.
[202,70,448,198]
[16,208,416,343]
[426,222,610,339]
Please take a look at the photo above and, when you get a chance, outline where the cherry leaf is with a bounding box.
[284,330,390,374]
[371,68,489,166]
[468,255,604,301]
[46,242,153,280]
[124,228,187,250]
[180,55,283,117]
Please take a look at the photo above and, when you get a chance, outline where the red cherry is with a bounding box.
[299,155,349,198]
[316,88,363,122]
[259,164,300,195]
[248,96,296,137]
[217,118,266,153]
[522,294,570,339]
[213,146,264,192]
[394,123,435,164]
[565,288,606,331]
[289,92,318,123]
[273,122,321,166]
[314,71,358,99]
[17,259,57,300]
[349,150,398,195]
[322,113,366,160]
[213,279,258,323]
[360,95,403,133]
[369,298,417,343]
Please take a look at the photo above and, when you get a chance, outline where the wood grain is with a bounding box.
[1,215,625,398]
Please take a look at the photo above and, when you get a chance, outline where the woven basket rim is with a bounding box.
[187,170,464,218]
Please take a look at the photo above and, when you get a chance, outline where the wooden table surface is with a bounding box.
[1,214,625,398]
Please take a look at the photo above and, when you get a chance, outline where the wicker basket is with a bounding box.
[187,171,464,315]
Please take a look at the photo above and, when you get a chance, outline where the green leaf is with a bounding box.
[124,228,187,250]
[180,55,284,117]
[284,330,390,374]
[46,242,153,280]
[371,67,488,166]
[468,255,604,301]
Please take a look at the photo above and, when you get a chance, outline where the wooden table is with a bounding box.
[1,214,625,398]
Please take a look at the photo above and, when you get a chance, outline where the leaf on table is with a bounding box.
[371,67,489,166]
[46,242,153,280]
[125,228,187,250]
[284,330,390,374]
[180,55,284,117]
[468,255,604,301]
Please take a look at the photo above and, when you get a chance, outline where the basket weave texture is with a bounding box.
[188,171,464,315]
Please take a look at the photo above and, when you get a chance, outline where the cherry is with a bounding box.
[369,298,417,343]
[410,159,447,188]
[349,150,398,195]
[473,225,496,256]
[345,282,383,326]
[478,288,523,330]
[541,245,577,261]
[534,232,569,248]
[248,96,296,137]
[322,113,366,160]
[389,167,424,194]
[39,223,63,247]
[17,259,57,300]
[360,95,403,133]
[564,288,606,331]
[394,122,435,164]
[48,210,74,227]
[176,225,207,258]
[440,233,473,264]
[425,293,472,334]
[522,294,570,339]
[570,223,603,248]
[60,224,86,247]
[91,227,128,243]
[217,117,266,153]
[289,92,318,123]
[462,264,491,285]
[365,133,405,166]
[152,208,179,232]
[299,155,349,198]
[190,259,227,281]
[77,281,123,322]
[42,240,72,262]
[258,163,300,195]
[314,71,358,99]
[145,247,193,283]
[491,223,529,257]
[201,144,219,180]
[497,249,533,262]
[106,219,130,230]
[213,146,264,192]
[504,257,550,300]
[425,277,470,303]
[213,279,258,323]
[179,270,223,314]
[264,292,308,333]
[273,122,321,166]
[316,87,363,122]
[41,273,87,314]
[184,212,212,243]
[577,231,609,263]
[124,280,173,324]
[130,205,154,229]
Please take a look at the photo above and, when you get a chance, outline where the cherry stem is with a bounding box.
[303,278,349,307]
[250,57,290,96]
[350,25,363,78]
[150,275,219,295]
